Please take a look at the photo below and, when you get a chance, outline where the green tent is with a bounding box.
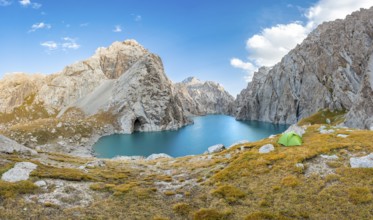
[278,132,302,146]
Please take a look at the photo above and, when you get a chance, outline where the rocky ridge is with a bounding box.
[175,77,234,115]
[234,7,373,129]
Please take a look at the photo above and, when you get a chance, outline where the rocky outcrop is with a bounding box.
[0,40,190,135]
[0,135,37,155]
[37,40,149,111]
[70,53,189,133]
[0,73,45,113]
[175,77,234,115]
[234,7,373,129]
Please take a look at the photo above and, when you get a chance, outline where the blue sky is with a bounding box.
[1,0,372,95]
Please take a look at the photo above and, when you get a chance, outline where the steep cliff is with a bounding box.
[235,7,373,129]
[175,77,234,115]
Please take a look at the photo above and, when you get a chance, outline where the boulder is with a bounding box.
[284,124,306,137]
[337,134,349,138]
[146,153,173,160]
[1,162,37,182]
[259,144,275,154]
[0,135,37,155]
[227,140,250,149]
[85,160,106,168]
[207,144,225,154]
[35,180,47,188]
[350,153,373,168]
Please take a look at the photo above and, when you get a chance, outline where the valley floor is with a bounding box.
[0,123,372,219]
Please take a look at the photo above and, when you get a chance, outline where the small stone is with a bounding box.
[326,118,331,124]
[225,154,232,159]
[268,135,277,139]
[259,144,275,154]
[320,129,335,134]
[337,134,349,138]
[320,154,339,160]
[350,153,373,168]
[35,180,47,188]
[207,144,225,154]
[227,140,249,149]
[56,122,63,128]
[85,160,106,168]
[295,163,304,169]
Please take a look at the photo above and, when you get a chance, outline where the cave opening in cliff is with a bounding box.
[133,117,145,131]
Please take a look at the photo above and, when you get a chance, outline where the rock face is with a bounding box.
[1,162,38,182]
[0,40,190,134]
[234,7,373,129]
[0,73,45,113]
[0,135,37,155]
[175,77,234,115]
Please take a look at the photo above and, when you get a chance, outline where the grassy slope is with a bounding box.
[0,109,372,219]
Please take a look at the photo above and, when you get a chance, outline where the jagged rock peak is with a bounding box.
[175,77,235,116]
[94,39,148,57]
[182,77,202,85]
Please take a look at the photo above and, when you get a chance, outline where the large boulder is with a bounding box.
[1,162,38,182]
[207,144,225,154]
[350,153,373,168]
[146,153,173,160]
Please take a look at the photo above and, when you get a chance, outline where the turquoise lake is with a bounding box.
[93,115,288,158]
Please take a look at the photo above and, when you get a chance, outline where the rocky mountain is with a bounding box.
[175,77,234,115]
[0,40,190,134]
[235,7,373,129]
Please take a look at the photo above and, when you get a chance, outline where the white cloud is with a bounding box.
[135,15,142,22]
[19,0,41,9]
[29,22,51,32]
[232,0,373,82]
[31,2,40,9]
[0,0,12,6]
[41,41,58,51]
[19,0,29,6]
[40,37,81,52]
[113,25,122,33]
[61,37,80,50]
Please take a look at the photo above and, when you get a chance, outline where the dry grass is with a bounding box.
[0,113,373,219]
[298,108,347,126]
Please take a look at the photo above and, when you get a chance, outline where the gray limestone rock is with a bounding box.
[146,153,173,160]
[350,153,373,168]
[259,144,275,154]
[207,144,225,154]
[175,77,235,115]
[234,7,373,129]
[1,162,37,182]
